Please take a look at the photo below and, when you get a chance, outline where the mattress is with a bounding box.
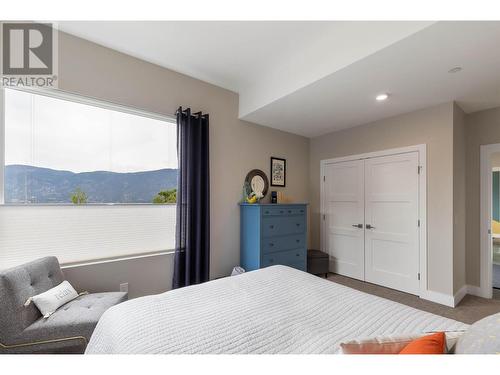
[86,265,468,354]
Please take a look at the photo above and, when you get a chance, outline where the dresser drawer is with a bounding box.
[262,216,306,237]
[262,206,306,216]
[262,207,284,216]
[262,234,305,254]
[261,249,306,268]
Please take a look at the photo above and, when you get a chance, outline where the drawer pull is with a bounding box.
[269,243,274,247]
[280,210,284,214]
[288,210,292,213]
[270,225,274,229]
[300,210,304,213]
[269,258,274,263]
[296,223,300,227]
[296,239,300,243]
[296,253,300,257]
[265,210,270,214]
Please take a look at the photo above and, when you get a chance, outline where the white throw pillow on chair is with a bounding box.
[25,280,80,318]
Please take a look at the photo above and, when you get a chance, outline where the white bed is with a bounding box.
[86,265,468,354]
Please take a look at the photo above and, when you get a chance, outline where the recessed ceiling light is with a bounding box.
[448,67,462,74]
[376,93,389,101]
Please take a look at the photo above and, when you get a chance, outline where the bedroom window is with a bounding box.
[3,88,177,204]
[0,88,178,268]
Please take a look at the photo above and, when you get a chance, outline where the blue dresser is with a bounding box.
[240,203,308,272]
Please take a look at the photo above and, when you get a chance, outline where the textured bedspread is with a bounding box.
[86,265,468,354]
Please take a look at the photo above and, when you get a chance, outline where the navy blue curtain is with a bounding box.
[173,107,210,289]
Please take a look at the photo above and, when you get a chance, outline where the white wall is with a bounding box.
[239,22,433,117]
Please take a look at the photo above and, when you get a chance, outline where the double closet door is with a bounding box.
[323,152,420,295]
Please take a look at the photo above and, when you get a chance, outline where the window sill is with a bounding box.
[60,250,175,269]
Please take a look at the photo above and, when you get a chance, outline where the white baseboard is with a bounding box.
[421,285,475,307]
[421,285,492,308]
[466,284,491,299]
[453,285,468,306]
[420,290,455,307]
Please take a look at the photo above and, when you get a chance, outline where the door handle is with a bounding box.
[352,224,363,229]
[366,224,375,230]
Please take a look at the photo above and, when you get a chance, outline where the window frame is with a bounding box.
[0,86,177,206]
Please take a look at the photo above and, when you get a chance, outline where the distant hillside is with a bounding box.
[5,165,178,204]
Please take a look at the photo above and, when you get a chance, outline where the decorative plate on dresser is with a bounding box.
[240,203,308,272]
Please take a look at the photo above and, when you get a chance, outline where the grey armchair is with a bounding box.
[0,257,128,354]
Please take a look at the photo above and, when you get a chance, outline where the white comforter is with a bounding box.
[86,265,467,354]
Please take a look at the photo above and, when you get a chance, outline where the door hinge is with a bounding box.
[417,219,420,227]
[418,166,422,174]
[323,175,326,182]
[417,273,420,281]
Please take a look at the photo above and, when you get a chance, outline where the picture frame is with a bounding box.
[270,157,286,187]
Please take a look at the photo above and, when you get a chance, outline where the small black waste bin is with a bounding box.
[307,249,329,278]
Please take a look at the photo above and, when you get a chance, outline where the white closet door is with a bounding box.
[324,160,365,280]
[364,152,420,295]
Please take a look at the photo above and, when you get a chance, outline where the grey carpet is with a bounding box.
[493,264,500,289]
[327,273,500,324]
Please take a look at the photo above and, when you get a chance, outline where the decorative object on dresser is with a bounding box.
[269,190,289,204]
[307,249,329,278]
[271,191,278,204]
[277,191,289,203]
[240,203,307,271]
[270,157,286,187]
[243,169,269,204]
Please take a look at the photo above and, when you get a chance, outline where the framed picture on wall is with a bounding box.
[270,157,286,187]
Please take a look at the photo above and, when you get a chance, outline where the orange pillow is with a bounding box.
[399,332,446,354]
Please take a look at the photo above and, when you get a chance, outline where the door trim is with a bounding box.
[478,143,500,299]
[320,144,427,298]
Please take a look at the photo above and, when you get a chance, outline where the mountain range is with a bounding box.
[5,164,178,204]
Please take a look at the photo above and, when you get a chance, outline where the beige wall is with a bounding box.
[309,103,455,295]
[453,103,467,293]
[465,107,500,286]
[63,253,174,299]
[52,31,309,297]
[491,152,500,168]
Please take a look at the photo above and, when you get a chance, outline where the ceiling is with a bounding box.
[58,21,500,138]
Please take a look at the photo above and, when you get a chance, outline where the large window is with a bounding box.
[0,88,178,268]
[3,88,177,204]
